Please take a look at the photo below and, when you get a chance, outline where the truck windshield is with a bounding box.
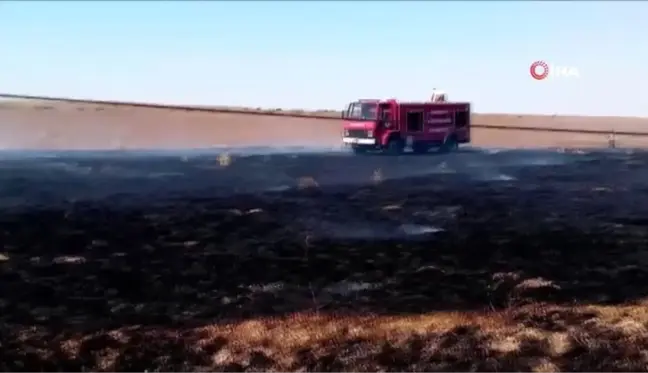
[345,102,378,120]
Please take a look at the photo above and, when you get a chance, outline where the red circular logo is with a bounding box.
[530,61,549,80]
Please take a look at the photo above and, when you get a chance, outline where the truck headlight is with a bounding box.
[344,129,349,136]
[367,130,373,137]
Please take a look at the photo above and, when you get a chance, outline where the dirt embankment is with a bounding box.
[1,99,648,150]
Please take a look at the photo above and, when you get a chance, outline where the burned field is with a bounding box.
[2,148,648,371]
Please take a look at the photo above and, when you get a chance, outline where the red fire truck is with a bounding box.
[341,97,471,154]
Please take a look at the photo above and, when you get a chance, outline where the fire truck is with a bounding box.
[341,93,471,154]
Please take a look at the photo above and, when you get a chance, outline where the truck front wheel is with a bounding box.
[351,145,368,155]
[385,139,404,155]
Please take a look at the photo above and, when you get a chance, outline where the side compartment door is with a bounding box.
[403,108,424,148]
[454,105,471,143]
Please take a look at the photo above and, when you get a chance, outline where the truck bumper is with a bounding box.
[342,137,376,145]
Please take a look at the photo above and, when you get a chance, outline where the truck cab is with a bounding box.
[341,96,470,155]
[341,99,389,150]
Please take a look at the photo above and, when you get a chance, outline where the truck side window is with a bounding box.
[381,109,392,127]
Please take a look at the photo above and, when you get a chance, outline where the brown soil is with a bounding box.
[1,99,648,150]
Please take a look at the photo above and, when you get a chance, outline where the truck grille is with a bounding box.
[347,129,369,138]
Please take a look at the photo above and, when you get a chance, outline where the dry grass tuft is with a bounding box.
[4,305,648,371]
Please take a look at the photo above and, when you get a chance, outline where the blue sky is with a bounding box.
[1,1,646,116]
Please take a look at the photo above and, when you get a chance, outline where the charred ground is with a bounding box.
[2,148,648,371]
